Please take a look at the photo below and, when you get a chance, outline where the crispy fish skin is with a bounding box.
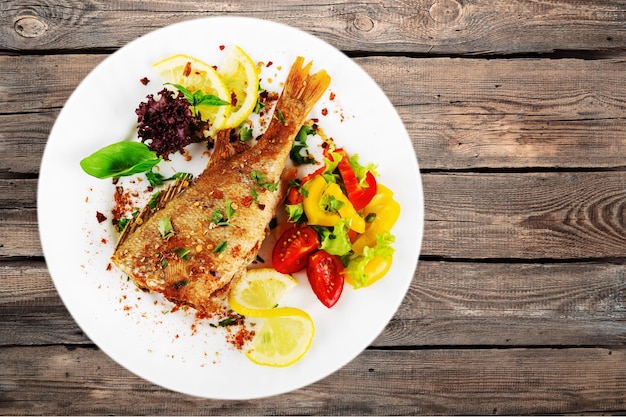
[111,57,330,314]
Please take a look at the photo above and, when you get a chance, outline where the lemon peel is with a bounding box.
[228,268,314,367]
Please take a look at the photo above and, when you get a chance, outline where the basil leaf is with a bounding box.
[195,93,230,107]
[165,83,230,107]
[80,141,161,179]
[164,83,194,102]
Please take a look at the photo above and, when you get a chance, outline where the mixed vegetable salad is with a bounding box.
[273,124,400,308]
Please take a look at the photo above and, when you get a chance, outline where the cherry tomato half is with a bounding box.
[272,225,320,274]
[307,250,345,308]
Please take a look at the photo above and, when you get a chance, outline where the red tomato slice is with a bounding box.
[272,226,320,274]
[307,250,345,308]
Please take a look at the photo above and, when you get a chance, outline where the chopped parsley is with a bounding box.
[147,191,161,209]
[173,247,190,260]
[210,200,236,226]
[250,170,279,202]
[239,126,253,142]
[320,194,345,212]
[274,108,286,124]
[213,241,228,254]
[290,125,316,166]
[158,217,174,239]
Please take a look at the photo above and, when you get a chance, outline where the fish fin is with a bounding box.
[208,129,234,169]
[114,173,193,250]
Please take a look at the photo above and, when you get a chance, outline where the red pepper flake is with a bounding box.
[183,62,192,77]
[106,263,112,271]
[241,195,254,208]
[219,45,225,51]
[210,190,224,199]
[140,76,150,85]
[226,325,255,350]
[321,108,328,116]
[266,61,273,67]
[329,92,336,101]
[96,211,107,223]
[101,238,108,245]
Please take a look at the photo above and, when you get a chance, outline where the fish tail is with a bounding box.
[282,56,331,118]
[262,57,331,143]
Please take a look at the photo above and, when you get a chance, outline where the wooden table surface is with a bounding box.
[2,1,626,415]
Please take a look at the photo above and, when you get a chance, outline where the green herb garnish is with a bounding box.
[158,217,174,239]
[239,126,253,142]
[213,241,228,254]
[173,247,190,260]
[286,203,304,223]
[274,108,286,124]
[210,200,236,226]
[147,191,161,210]
[165,83,230,117]
[80,141,161,179]
[290,125,316,165]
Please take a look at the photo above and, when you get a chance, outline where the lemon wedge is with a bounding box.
[152,54,231,136]
[228,268,297,317]
[218,46,260,129]
[245,310,315,367]
[228,268,315,367]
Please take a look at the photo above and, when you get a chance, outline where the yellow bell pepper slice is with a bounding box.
[324,183,366,233]
[352,186,400,255]
[302,175,340,227]
[345,256,393,288]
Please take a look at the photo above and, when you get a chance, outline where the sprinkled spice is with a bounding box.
[96,211,107,223]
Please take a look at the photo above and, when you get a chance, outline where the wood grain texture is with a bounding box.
[1,345,625,415]
[1,0,624,55]
[3,260,625,348]
[2,55,625,174]
[423,171,626,259]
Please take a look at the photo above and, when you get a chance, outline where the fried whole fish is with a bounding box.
[111,57,330,315]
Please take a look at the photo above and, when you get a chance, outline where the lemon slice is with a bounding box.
[152,54,231,136]
[228,268,297,317]
[246,310,315,367]
[218,46,260,129]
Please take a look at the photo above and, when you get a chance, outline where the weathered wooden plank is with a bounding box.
[0,179,37,208]
[1,345,624,415]
[0,110,58,176]
[0,209,39,258]
[3,260,624,347]
[1,0,624,55]
[423,171,626,259]
[6,171,625,259]
[2,55,625,173]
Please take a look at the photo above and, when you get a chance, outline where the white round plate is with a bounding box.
[38,16,423,400]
